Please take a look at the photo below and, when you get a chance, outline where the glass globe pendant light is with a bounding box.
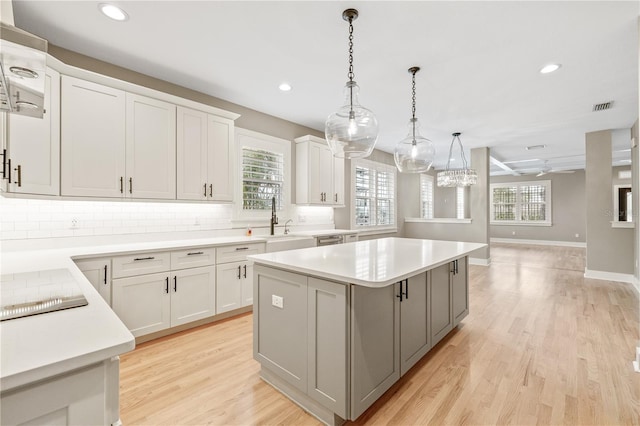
[394,67,435,173]
[325,9,379,159]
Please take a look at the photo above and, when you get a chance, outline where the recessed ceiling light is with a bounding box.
[99,3,129,21]
[526,144,546,151]
[278,83,292,92]
[539,63,561,74]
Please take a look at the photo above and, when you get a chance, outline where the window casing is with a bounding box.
[490,180,551,225]
[352,159,397,230]
[235,128,291,220]
[420,174,434,219]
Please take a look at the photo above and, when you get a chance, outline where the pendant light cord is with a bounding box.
[411,70,416,142]
[347,17,355,112]
[445,133,470,171]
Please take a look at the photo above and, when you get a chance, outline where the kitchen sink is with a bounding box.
[263,235,316,252]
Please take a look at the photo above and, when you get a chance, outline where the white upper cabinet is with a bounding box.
[295,135,345,206]
[61,75,126,198]
[125,93,176,199]
[177,106,234,202]
[7,67,60,195]
[61,76,176,199]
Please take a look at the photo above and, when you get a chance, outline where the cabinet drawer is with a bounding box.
[216,243,265,264]
[171,247,216,270]
[112,251,171,278]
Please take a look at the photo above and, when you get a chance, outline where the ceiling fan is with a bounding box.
[536,160,575,177]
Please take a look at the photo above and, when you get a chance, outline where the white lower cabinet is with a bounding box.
[216,243,264,314]
[75,257,111,305]
[1,358,120,426]
[112,272,171,337]
[171,266,216,327]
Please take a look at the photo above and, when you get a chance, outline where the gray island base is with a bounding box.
[249,238,486,425]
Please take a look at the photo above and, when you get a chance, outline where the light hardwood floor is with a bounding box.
[120,243,640,425]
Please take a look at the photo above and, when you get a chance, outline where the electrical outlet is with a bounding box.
[70,218,79,229]
[272,295,284,309]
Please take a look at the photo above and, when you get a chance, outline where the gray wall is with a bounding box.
[585,130,635,274]
[632,121,639,283]
[404,148,490,261]
[490,171,586,243]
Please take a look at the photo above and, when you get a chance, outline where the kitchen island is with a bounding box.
[250,237,486,425]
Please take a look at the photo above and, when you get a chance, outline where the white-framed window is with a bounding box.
[419,174,434,219]
[490,180,552,225]
[235,128,291,220]
[351,159,397,230]
[456,187,465,219]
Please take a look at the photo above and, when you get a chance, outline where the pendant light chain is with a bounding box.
[347,18,354,83]
[411,70,417,141]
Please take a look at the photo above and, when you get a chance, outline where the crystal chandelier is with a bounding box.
[394,67,435,173]
[325,9,379,159]
[437,132,477,187]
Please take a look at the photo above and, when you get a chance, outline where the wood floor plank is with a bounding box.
[119,243,640,425]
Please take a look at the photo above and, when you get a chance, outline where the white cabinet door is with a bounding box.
[318,144,334,203]
[171,266,216,327]
[207,115,234,201]
[61,76,126,197]
[112,272,170,337]
[75,257,111,305]
[295,136,337,205]
[125,93,176,199]
[177,106,208,200]
[241,262,254,307]
[8,67,60,195]
[307,142,324,204]
[216,261,243,314]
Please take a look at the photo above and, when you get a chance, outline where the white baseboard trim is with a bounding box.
[584,268,636,285]
[491,238,586,248]
[469,257,491,266]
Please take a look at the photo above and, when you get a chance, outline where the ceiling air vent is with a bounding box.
[592,101,613,112]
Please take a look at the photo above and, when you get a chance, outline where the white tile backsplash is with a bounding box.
[0,198,335,241]
[0,198,234,240]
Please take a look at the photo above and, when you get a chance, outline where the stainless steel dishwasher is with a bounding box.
[316,235,344,246]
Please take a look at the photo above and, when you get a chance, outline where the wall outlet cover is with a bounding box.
[271,294,284,309]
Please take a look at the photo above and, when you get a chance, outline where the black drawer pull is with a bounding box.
[133,256,155,261]
[243,264,247,278]
[104,265,108,284]
[174,276,177,292]
[165,277,169,294]
[237,265,242,279]
[235,247,249,251]
[187,251,204,256]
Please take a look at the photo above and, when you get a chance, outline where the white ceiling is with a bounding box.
[11,1,639,174]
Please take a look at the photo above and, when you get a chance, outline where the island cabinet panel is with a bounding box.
[254,266,308,393]
[452,257,469,326]
[399,272,431,376]
[307,278,348,418]
[430,263,453,345]
[350,284,400,420]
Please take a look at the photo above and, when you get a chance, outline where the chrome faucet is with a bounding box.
[270,196,278,235]
[284,219,293,235]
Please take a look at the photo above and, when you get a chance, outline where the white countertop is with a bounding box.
[249,237,486,287]
[0,234,269,391]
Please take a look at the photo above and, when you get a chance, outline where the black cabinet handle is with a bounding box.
[1,148,6,179]
[15,165,21,187]
[6,158,11,184]
[165,277,169,294]
[104,265,108,284]
[120,176,124,193]
[134,256,155,261]
[204,183,207,197]
[174,276,177,292]
[235,247,249,251]
[396,281,403,302]
[187,251,204,256]
[243,264,247,278]
[404,279,408,299]
[129,177,133,194]
[237,265,241,279]
[209,184,213,198]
